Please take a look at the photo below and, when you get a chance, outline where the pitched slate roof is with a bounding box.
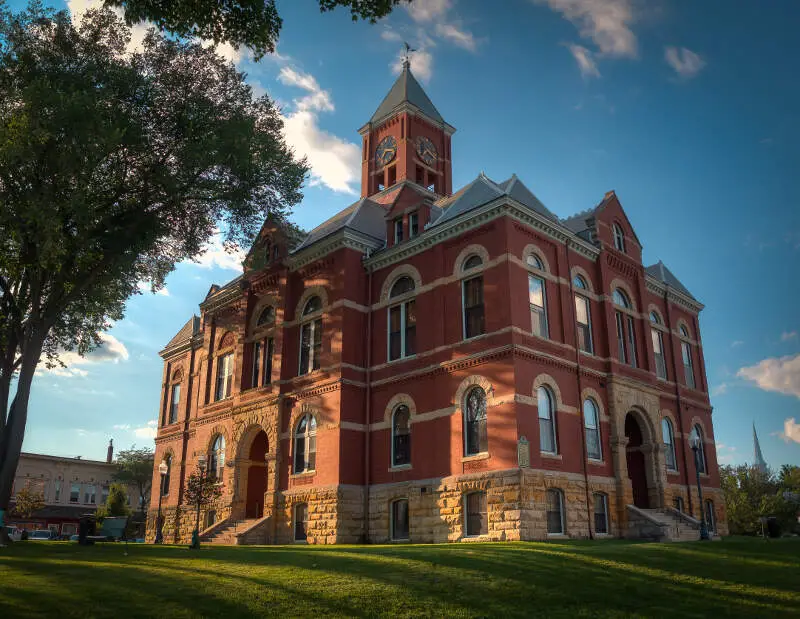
[164,315,200,350]
[293,197,386,252]
[369,64,444,126]
[646,261,696,300]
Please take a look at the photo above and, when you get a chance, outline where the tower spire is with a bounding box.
[402,41,415,70]
[753,422,767,473]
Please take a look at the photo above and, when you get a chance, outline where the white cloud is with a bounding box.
[200,39,242,64]
[147,420,157,427]
[381,28,403,42]
[137,281,169,296]
[391,48,434,83]
[536,0,637,57]
[731,340,744,348]
[710,383,728,397]
[567,43,600,78]
[278,67,334,112]
[190,230,246,272]
[133,425,157,440]
[39,333,130,378]
[68,0,149,53]
[435,23,477,51]
[781,331,798,342]
[113,424,131,431]
[737,354,800,399]
[406,0,452,22]
[664,46,706,79]
[780,418,800,444]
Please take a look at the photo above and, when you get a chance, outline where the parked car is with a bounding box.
[69,534,79,542]
[28,529,57,541]
[3,526,23,542]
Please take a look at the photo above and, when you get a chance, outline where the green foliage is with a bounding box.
[182,467,222,510]
[720,464,799,535]
[105,0,410,59]
[112,445,154,515]
[11,486,44,518]
[96,483,130,521]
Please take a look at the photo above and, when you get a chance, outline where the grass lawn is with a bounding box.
[1,537,799,618]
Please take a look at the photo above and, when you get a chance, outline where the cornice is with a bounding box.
[358,104,457,136]
[287,229,383,272]
[645,275,704,313]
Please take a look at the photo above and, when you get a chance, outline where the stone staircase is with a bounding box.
[627,505,703,542]
[201,519,261,545]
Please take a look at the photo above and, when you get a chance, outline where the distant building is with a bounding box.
[753,423,768,473]
[7,440,143,535]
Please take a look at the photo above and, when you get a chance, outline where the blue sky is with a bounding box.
[14,0,800,467]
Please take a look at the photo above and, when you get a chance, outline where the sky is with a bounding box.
[11,0,800,468]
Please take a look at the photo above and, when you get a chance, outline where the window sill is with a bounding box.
[461,452,490,463]
[666,468,680,475]
[390,538,411,543]
[389,464,412,472]
[587,458,604,465]
[546,533,568,539]
[387,354,416,365]
[293,539,308,544]
[461,534,491,542]
[290,471,316,479]
[541,452,562,461]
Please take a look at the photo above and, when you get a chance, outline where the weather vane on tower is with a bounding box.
[402,41,416,69]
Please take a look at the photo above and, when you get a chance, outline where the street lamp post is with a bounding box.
[154,460,168,544]
[190,453,207,550]
[690,435,710,541]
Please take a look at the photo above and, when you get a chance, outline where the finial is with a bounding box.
[402,41,416,69]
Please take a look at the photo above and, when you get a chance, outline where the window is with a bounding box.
[463,387,488,456]
[169,383,180,424]
[257,306,275,327]
[528,275,548,338]
[574,277,593,354]
[54,480,61,503]
[673,496,684,512]
[391,499,409,540]
[526,254,544,269]
[293,414,317,474]
[584,399,602,460]
[409,212,419,238]
[251,341,262,388]
[393,217,403,244]
[273,244,280,261]
[264,337,274,385]
[662,418,677,472]
[462,256,484,339]
[62,523,77,536]
[70,483,80,503]
[392,405,411,467]
[465,491,487,537]
[613,223,626,252]
[162,456,171,496]
[650,312,667,380]
[538,386,557,454]
[681,340,695,389]
[209,435,225,481]
[215,352,233,401]
[294,503,308,541]
[690,425,707,474]
[84,485,96,505]
[546,489,565,534]
[593,493,609,534]
[388,277,416,361]
[263,239,271,263]
[613,289,637,367]
[299,296,323,375]
[705,500,715,534]
[101,485,109,505]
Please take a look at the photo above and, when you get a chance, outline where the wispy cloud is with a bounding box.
[780,331,798,342]
[37,333,129,378]
[406,0,452,23]
[780,418,800,444]
[566,43,600,78]
[715,443,738,465]
[710,383,728,397]
[731,340,744,348]
[664,46,706,79]
[133,420,158,440]
[737,354,800,399]
[435,22,477,52]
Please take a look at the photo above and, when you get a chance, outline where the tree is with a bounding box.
[183,468,223,513]
[720,464,797,535]
[113,446,154,517]
[105,0,411,59]
[96,483,131,521]
[12,485,44,519]
[0,3,308,526]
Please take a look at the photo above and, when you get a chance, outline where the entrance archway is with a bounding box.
[625,413,650,508]
[245,431,269,519]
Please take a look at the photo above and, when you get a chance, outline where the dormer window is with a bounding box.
[613,224,626,253]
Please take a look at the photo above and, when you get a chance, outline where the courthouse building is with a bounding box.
[147,62,726,544]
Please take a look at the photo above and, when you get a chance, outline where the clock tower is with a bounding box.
[359,59,455,198]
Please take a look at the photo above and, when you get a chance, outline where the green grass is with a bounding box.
[1,538,799,618]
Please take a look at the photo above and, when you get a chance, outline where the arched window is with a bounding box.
[650,312,667,380]
[527,258,548,338]
[161,455,172,496]
[584,398,601,460]
[390,498,409,541]
[388,277,416,361]
[593,492,608,534]
[214,338,234,402]
[257,306,275,326]
[690,424,706,474]
[293,414,317,474]
[662,418,677,472]
[574,276,592,353]
[463,387,488,456]
[546,489,565,534]
[679,325,695,389]
[613,223,626,253]
[251,306,276,389]
[209,435,225,481]
[538,386,557,454]
[705,500,716,534]
[462,256,484,339]
[526,254,544,269]
[168,381,181,425]
[613,288,637,367]
[299,296,323,375]
[391,405,411,467]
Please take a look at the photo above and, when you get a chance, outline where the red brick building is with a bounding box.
[147,62,726,545]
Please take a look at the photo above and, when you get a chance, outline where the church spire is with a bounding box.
[753,423,768,473]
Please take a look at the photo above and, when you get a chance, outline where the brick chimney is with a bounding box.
[107,438,114,463]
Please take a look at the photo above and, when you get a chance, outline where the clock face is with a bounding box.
[416,136,438,166]
[375,136,397,168]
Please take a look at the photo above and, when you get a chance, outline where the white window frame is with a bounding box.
[393,217,403,244]
[251,341,262,388]
[538,386,557,455]
[691,425,707,474]
[408,212,419,238]
[613,223,626,252]
[390,498,410,541]
[293,414,317,474]
[652,328,667,380]
[593,493,609,535]
[387,300,415,362]
[584,399,602,461]
[169,383,181,424]
[298,317,322,376]
[662,418,677,472]
[528,274,549,338]
[575,293,593,354]
[215,352,233,401]
[391,405,411,468]
[209,435,226,481]
[463,387,488,457]
[681,340,695,388]
[546,489,565,535]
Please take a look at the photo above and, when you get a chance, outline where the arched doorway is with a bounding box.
[245,431,269,519]
[625,413,650,508]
